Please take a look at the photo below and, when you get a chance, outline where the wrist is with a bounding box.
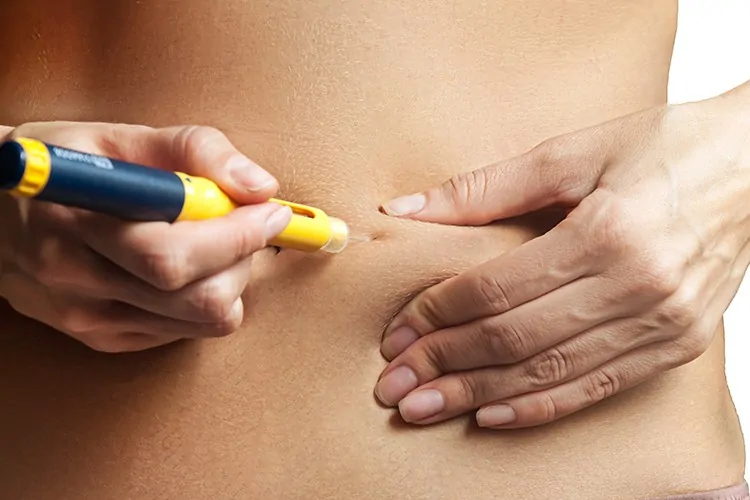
[712,80,750,243]
[670,81,750,247]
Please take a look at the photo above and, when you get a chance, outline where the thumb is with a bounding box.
[381,140,600,226]
[153,125,278,204]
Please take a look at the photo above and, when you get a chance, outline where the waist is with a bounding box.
[0,214,745,500]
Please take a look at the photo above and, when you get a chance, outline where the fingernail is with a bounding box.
[228,155,276,192]
[477,404,516,427]
[375,365,418,406]
[399,389,445,423]
[264,206,292,240]
[381,326,419,360]
[382,194,426,216]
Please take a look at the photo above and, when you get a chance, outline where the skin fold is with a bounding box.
[0,1,745,499]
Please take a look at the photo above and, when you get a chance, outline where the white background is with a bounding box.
[670,0,750,478]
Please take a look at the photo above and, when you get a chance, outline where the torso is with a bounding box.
[0,1,745,499]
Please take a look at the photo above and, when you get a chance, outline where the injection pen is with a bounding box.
[0,137,350,254]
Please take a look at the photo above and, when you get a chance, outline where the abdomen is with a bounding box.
[0,1,744,498]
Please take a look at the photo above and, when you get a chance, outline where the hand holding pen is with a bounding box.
[0,122,294,352]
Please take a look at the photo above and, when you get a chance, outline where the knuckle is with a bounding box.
[20,240,67,289]
[676,326,713,362]
[532,134,611,206]
[140,247,188,291]
[638,250,685,298]
[27,256,62,289]
[525,347,571,388]
[474,273,511,314]
[482,320,529,363]
[206,303,243,337]
[58,306,99,336]
[444,168,490,208]
[654,295,699,331]
[419,337,453,374]
[583,192,634,256]
[537,392,559,424]
[583,370,620,402]
[579,192,687,299]
[190,280,238,323]
[531,137,566,165]
[455,375,484,407]
[530,138,581,204]
[412,290,446,332]
[177,125,224,153]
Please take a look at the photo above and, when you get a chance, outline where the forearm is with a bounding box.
[715,79,750,204]
[684,78,750,267]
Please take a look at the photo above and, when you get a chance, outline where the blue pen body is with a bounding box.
[0,138,186,222]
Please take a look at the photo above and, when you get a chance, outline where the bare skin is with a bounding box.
[0,1,745,499]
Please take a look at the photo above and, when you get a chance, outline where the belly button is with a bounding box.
[348,234,374,244]
[349,228,388,245]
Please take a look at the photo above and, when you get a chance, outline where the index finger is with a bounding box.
[148,125,279,204]
[383,219,589,346]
